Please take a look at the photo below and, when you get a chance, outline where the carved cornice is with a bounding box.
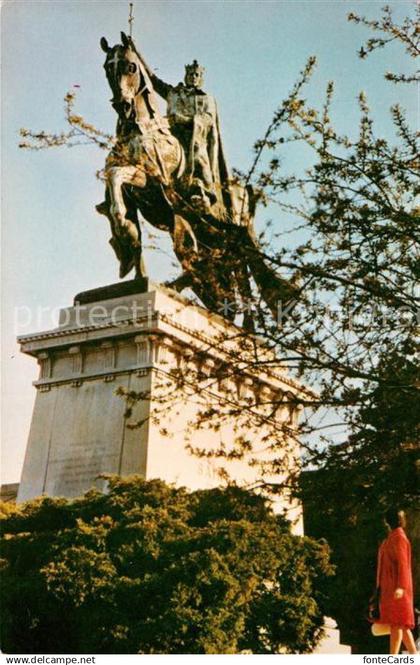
[19,295,315,399]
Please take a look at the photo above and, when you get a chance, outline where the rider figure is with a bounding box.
[138,55,229,211]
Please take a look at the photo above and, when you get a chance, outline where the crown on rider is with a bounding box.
[185,60,205,77]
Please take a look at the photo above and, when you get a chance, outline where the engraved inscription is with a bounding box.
[46,442,120,491]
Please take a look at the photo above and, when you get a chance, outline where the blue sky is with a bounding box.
[1,0,416,483]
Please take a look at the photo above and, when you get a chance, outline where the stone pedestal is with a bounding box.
[17,281,309,534]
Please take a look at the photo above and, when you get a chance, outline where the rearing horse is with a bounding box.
[98,32,242,315]
[97,33,297,325]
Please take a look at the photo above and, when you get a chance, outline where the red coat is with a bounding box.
[377,527,415,628]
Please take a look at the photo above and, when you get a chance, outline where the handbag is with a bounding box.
[371,622,391,636]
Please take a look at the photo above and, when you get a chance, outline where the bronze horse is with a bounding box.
[97,33,296,325]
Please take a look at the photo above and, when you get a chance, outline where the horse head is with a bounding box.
[100,32,158,127]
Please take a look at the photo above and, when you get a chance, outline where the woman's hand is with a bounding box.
[394,588,404,599]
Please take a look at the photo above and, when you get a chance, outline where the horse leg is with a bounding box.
[165,214,199,291]
[107,166,145,246]
[133,248,147,279]
[122,186,148,280]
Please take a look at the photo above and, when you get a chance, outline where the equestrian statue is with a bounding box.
[96,32,295,327]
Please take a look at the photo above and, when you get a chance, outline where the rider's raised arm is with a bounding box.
[147,72,173,101]
[132,43,173,100]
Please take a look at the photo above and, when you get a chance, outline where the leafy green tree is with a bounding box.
[0,477,333,654]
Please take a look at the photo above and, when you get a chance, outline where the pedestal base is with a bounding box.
[18,282,307,533]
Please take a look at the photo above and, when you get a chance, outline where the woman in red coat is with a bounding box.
[376,508,417,654]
